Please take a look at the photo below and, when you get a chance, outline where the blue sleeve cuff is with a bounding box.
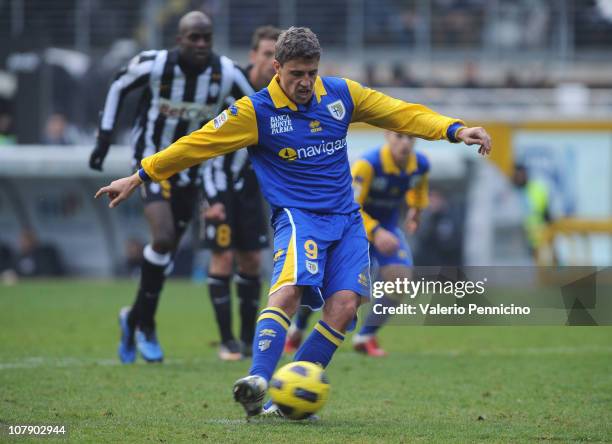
[446,122,464,143]
[138,168,151,182]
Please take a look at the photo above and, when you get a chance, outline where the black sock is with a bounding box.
[128,257,167,332]
[236,272,261,345]
[208,274,234,343]
[295,306,313,331]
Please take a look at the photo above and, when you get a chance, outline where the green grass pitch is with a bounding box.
[1,280,611,443]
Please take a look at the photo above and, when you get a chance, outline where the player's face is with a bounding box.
[386,132,415,165]
[177,23,213,66]
[274,58,319,104]
[250,39,277,84]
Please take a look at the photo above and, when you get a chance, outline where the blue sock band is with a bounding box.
[249,307,291,382]
[294,320,345,368]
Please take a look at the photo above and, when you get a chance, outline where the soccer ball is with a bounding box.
[269,361,330,420]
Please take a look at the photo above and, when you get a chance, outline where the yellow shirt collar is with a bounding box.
[380,144,418,175]
[267,75,327,111]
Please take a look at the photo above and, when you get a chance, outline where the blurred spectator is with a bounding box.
[522,0,550,49]
[414,190,464,266]
[364,63,380,87]
[42,113,72,145]
[432,0,485,48]
[14,229,66,277]
[364,0,418,45]
[0,242,14,272]
[575,0,612,48]
[390,62,419,87]
[502,71,521,88]
[461,61,480,88]
[511,164,555,261]
[0,113,16,145]
[0,242,18,285]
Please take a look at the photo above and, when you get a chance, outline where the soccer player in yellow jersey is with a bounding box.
[351,132,428,356]
[285,132,430,357]
[96,27,491,418]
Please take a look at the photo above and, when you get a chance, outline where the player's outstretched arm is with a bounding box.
[95,173,143,208]
[455,127,492,156]
[90,52,155,171]
[345,79,493,154]
[139,96,258,183]
[94,96,257,209]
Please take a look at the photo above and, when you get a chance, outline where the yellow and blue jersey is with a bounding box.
[352,144,430,240]
[139,75,464,303]
[140,75,464,214]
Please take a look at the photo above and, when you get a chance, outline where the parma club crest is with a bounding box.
[327,100,346,120]
[305,260,319,274]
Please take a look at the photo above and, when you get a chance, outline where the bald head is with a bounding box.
[178,11,212,36]
[176,11,213,68]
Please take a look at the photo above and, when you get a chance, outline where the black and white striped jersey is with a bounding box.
[202,148,253,205]
[98,48,253,186]
[201,64,264,206]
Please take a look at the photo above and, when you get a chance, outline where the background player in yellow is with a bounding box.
[285,131,430,357]
[352,131,428,356]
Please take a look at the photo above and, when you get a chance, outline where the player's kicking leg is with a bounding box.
[234,207,320,417]
[263,290,360,418]
[260,210,370,418]
[289,210,369,368]
[233,209,369,418]
[293,290,359,366]
[233,285,301,416]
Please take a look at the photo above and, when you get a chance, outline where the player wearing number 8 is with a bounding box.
[200,26,280,361]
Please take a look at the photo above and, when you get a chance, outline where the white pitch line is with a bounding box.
[0,356,188,370]
[1,346,611,371]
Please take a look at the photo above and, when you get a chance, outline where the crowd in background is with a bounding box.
[1,0,612,145]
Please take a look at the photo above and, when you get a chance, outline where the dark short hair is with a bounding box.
[251,25,282,51]
[275,26,321,65]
